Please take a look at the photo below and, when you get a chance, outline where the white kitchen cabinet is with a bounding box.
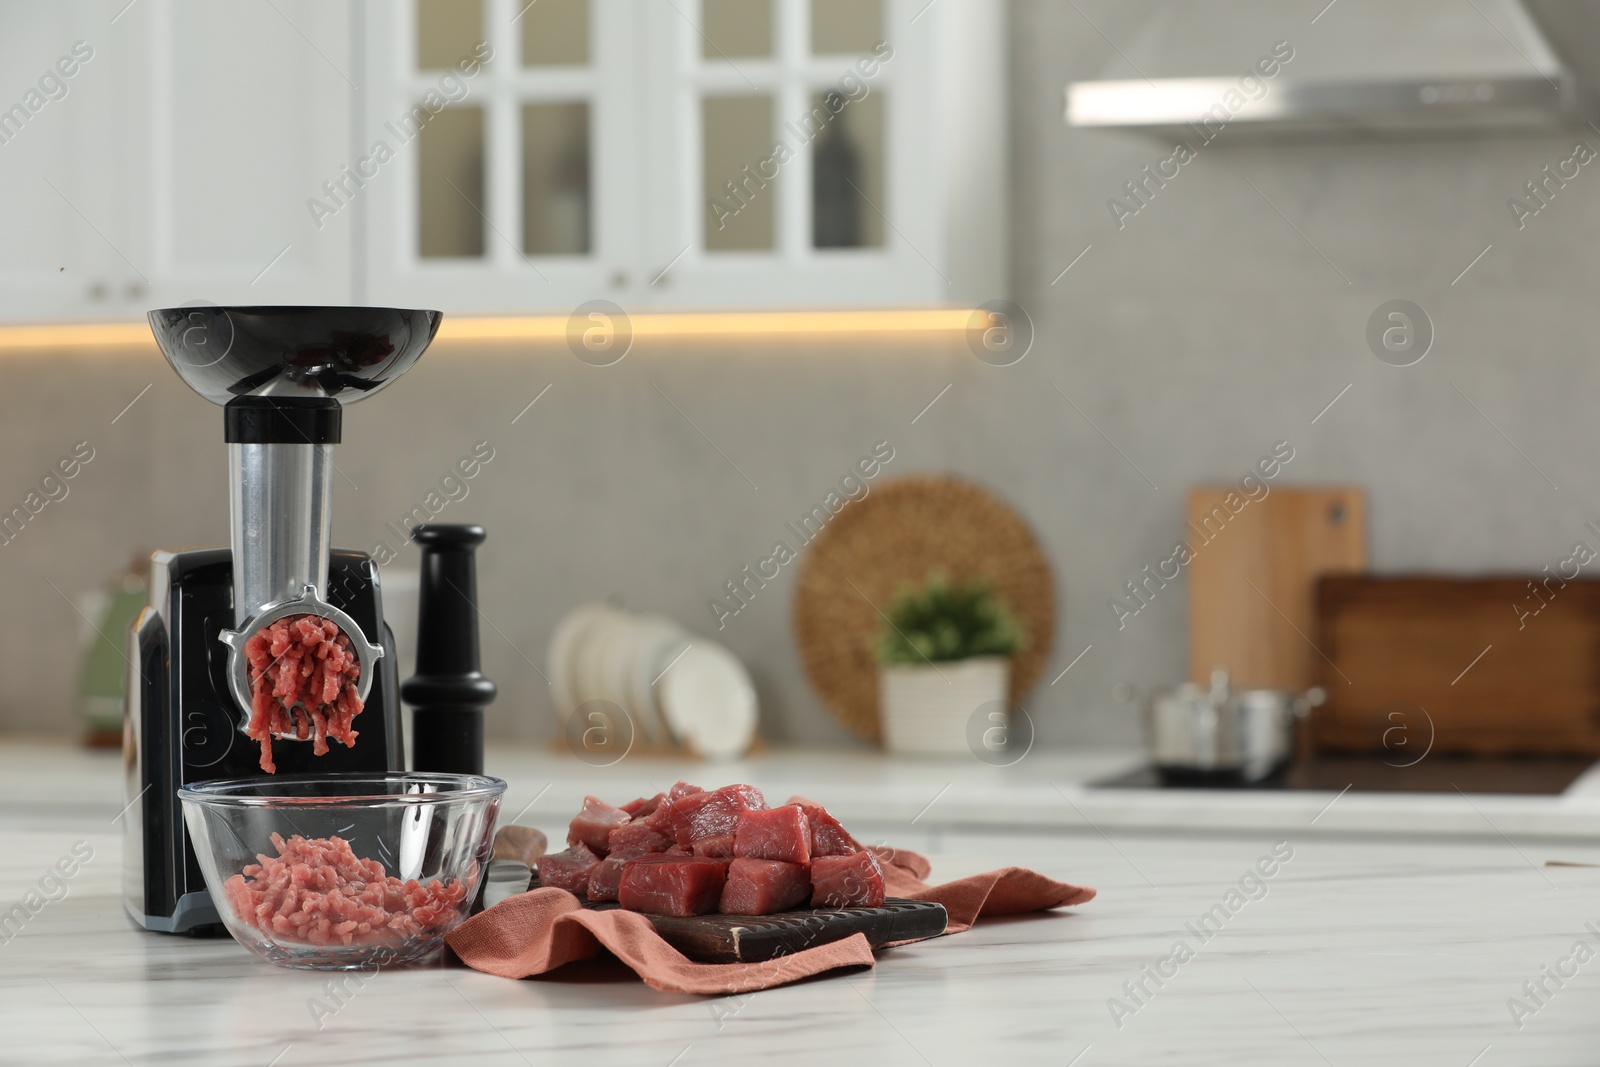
[360,0,1007,313]
[0,4,133,322]
[118,0,359,310]
[360,0,639,312]
[0,0,356,322]
[0,0,1004,322]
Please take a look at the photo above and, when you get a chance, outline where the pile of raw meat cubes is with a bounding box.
[538,782,887,917]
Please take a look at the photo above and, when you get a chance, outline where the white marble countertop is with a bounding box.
[9,738,1600,842]
[6,738,1600,1064]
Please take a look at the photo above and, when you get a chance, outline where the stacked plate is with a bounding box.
[546,604,758,761]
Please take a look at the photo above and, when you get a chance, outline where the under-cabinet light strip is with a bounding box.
[0,309,973,350]
[0,322,153,349]
[441,309,972,339]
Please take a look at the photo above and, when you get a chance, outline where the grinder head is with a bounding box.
[145,305,441,743]
[146,305,441,406]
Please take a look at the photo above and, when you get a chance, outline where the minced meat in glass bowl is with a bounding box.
[178,772,504,970]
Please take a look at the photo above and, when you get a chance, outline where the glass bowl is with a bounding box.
[178,772,505,970]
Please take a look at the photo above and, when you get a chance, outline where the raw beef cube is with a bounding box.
[539,843,600,897]
[671,784,767,848]
[643,780,704,833]
[622,793,665,818]
[734,805,811,864]
[568,795,632,856]
[666,780,705,802]
[607,821,672,855]
[691,834,736,859]
[810,850,886,908]
[719,858,811,915]
[795,803,860,858]
[617,855,729,916]
[663,844,692,857]
[586,849,647,902]
[664,791,716,844]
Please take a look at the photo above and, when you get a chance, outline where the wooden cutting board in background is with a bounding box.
[1314,576,1600,755]
[1187,486,1367,688]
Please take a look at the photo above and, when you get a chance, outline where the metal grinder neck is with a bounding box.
[223,397,341,627]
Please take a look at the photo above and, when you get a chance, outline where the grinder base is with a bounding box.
[121,547,403,934]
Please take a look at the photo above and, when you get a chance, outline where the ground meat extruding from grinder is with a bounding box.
[223,833,468,947]
[244,614,364,773]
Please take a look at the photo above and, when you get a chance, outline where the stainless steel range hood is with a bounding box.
[1065,0,1600,136]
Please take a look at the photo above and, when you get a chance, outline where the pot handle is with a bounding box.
[1208,665,1230,705]
[1293,687,1328,718]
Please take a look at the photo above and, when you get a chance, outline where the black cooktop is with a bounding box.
[1094,755,1595,795]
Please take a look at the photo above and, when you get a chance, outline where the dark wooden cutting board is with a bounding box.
[1313,575,1600,755]
[527,874,948,964]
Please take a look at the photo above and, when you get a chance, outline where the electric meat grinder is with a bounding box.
[123,306,440,934]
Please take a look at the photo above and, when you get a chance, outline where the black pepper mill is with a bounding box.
[403,524,495,774]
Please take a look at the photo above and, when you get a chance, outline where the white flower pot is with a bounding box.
[879,656,1011,757]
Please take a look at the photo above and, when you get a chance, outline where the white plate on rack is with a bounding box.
[571,609,622,713]
[628,617,688,744]
[596,613,654,743]
[656,640,758,761]
[546,603,613,724]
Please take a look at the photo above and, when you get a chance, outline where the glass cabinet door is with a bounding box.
[643,0,939,309]
[364,0,632,311]
[690,0,889,255]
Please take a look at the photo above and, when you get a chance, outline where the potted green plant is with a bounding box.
[874,575,1025,756]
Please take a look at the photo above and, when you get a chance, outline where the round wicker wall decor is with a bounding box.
[791,475,1056,742]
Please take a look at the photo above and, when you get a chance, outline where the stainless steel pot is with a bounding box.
[1116,668,1325,783]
